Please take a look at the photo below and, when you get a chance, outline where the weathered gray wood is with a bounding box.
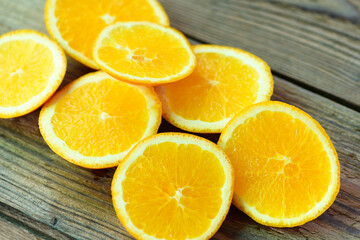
[0,0,359,239]
[0,113,132,240]
[0,218,39,240]
[0,202,74,240]
[159,0,360,109]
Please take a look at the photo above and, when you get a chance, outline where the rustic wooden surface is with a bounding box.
[0,0,359,239]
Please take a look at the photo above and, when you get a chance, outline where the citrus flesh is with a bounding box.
[156,45,273,133]
[112,133,233,240]
[39,71,162,168]
[0,30,66,118]
[218,101,340,227]
[93,22,196,85]
[45,0,169,69]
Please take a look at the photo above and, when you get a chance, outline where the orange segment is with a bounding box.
[218,101,340,227]
[45,0,169,69]
[156,45,273,133]
[0,30,66,118]
[93,22,196,85]
[112,133,233,240]
[39,71,162,168]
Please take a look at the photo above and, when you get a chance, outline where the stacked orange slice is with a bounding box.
[39,71,162,168]
[45,0,169,68]
[156,45,273,133]
[0,30,66,118]
[93,22,196,85]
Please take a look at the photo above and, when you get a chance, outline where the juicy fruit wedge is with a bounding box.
[45,0,169,69]
[218,101,340,227]
[112,133,234,240]
[0,30,66,118]
[93,22,196,85]
[39,71,162,169]
[156,45,273,133]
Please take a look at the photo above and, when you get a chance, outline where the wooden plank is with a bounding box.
[0,0,359,239]
[0,218,39,240]
[0,115,132,240]
[0,202,74,240]
[158,0,360,109]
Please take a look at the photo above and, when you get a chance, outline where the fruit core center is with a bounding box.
[172,188,183,202]
[268,154,299,177]
[99,112,110,120]
[132,55,146,61]
[208,80,219,86]
[100,14,115,25]
[10,68,24,77]
[129,48,154,62]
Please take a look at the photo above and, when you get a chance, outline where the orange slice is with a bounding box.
[156,45,273,133]
[112,133,233,240]
[39,71,162,168]
[93,22,196,85]
[45,0,169,69]
[0,30,66,118]
[218,101,340,227]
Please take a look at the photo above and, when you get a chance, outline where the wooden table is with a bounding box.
[0,0,359,239]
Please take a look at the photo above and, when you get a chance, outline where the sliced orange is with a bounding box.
[112,133,233,240]
[93,22,196,85]
[0,30,66,118]
[156,45,273,133]
[218,101,340,227]
[45,0,169,69]
[39,71,162,169]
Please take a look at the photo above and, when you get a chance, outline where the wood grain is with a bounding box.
[0,219,40,240]
[158,0,360,109]
[0,76,359,239]
[0,202,74,240]
[0,0,359,239]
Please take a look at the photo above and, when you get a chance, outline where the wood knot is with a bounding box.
[51,217,58,225]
